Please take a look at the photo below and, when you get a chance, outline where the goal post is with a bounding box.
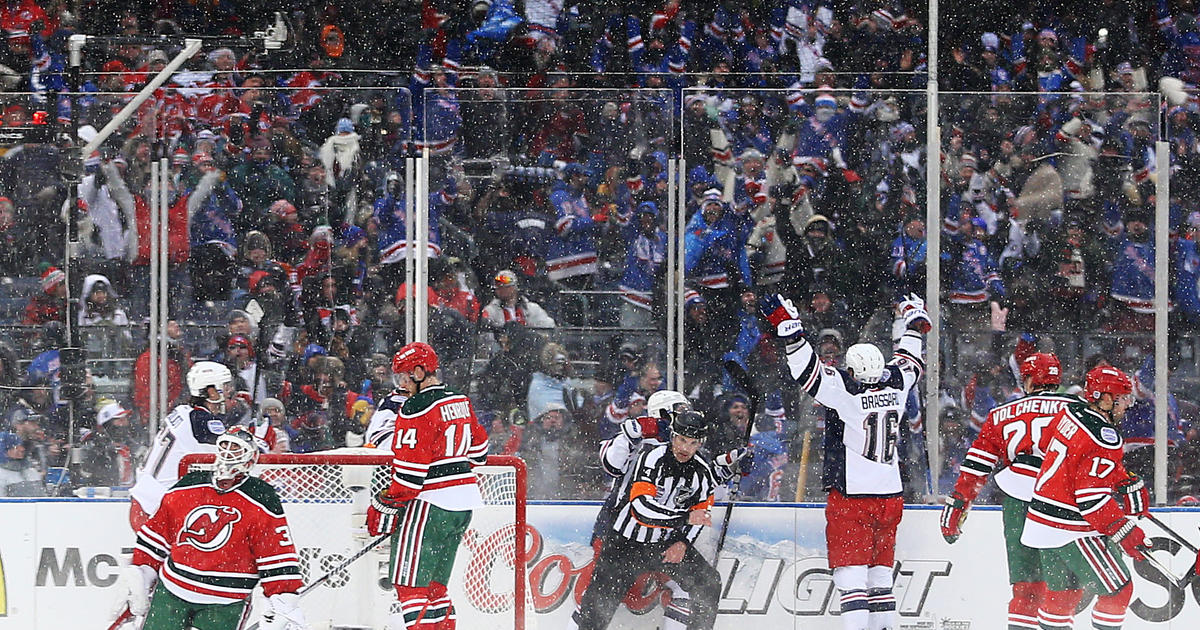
[179,449,528,630]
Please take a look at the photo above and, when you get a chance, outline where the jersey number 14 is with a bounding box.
[863,410,900,464]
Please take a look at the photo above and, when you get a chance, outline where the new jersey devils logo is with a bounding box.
[178,506,242,552]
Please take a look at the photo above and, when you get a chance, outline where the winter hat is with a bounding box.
[41,266,66,293]
[337,224,367,248]
[813,91,837,110]
[683,289,706,309]
[270,199,297,217]
[261,397,284,412]
[700,188,723,206]
[303,344,327,362]
[172,147,188,165]
[335,117,354,134]
[959,154,977,170]
[96,400,130,426]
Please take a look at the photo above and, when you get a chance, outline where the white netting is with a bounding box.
[182,449,526,630]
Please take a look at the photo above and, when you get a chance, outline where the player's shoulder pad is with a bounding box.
[235,477,286,516]
[401,385,465,417]
[173,470,213,490]
[1064,403,1122,448]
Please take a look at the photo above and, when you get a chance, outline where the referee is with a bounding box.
[570,411,722,630]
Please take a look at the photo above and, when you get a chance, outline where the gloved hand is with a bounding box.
[759,293,803,340]
[262,592,309,630]
[715,446,749,473]
[1106,518,1148,561]
[621,416,659,440]
[111,564,157,619]
[366,491,407,537]
[898,292,932,333]
[1116,474,1150,517]
[940,491,970,544]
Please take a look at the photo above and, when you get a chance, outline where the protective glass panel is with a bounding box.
[680,86,929,504]
[937,89,1161,502]
[425,84,675,500]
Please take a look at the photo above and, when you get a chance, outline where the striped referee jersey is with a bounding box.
[609,442,717,544]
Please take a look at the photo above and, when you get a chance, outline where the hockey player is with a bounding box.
[366,342,489,630]
[761,292,929,630]
[1021,365,1150,630]
[571,410,722,630]
[129,361,233,530]
[114,427,307,630]
[941,352,1080,630]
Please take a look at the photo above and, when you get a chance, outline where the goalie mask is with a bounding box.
[213,427,260,489]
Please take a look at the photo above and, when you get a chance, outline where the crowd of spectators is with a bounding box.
[6,0,1200,501]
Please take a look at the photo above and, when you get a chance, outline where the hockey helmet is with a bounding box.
[1020,352,1061,387]
[213,426,259,488]
[647,390,690,422]
[1084,365,1132,403]
[393,342,439,387]
[845,343,885,384]
[187,361,233,410]
[671,410,709,440]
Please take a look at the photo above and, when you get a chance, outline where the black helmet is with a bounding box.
[671,411,709,440]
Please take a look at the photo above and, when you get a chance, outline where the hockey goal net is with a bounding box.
[179,450,528,630]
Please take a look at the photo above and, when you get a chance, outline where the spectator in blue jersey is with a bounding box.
[1107,206,1158,333]
[547,163,600,288]
[685,189,751,347]
[889,211,927,296]
[942,216,1006,338]
[618,201,667,329]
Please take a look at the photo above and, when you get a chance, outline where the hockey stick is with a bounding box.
[715,360,759,557]
[1137,546,1185,588]
[297,533,390,598]
[106,608,133,630]
[1145,513,1200,553]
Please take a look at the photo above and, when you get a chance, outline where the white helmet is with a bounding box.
[845,343,885,384]
[647,390,690,421]
[213,427,259,489]
[188,361,233,408]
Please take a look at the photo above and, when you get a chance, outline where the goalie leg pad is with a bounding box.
[1037,588,1082,630]
[833,566,869,630]
[1008,581,1044,629]
[1092,581,1132,630]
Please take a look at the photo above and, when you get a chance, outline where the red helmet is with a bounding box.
[1020,352,1061,387]
[393,342,439,375]
[1084,365,1131,402]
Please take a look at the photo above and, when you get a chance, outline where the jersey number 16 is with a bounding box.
[863,410,900,464]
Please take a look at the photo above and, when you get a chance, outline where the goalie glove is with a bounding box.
[262,592,309,630]
[621,416,659,441]
[367,491,407,537]
[112,564,157,619]
[1116,474,1150,516]
[940,492,970,544]
[759,293,804,340]
[1104,517,1148,561]
[898,293,932,333]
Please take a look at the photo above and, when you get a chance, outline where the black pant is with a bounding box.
[574,534,721,630]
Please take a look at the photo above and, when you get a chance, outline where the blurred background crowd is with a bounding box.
[5,0,1200,503]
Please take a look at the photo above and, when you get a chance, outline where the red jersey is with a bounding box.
[1022,402,1129,548]
[387,384,489,510]
[132,472,303,605]
[953,392,1078,502]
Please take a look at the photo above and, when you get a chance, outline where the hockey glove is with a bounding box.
[367,492,407,537]
[622,416,659,440]
[1116,474,1150,517]
[262,592,309,630]
[898,293,932,333]
[715,446,750,475]
[940,492,970,544]
[1105,518,1148,561]
[112,564,157,619]
[759,293,804,340]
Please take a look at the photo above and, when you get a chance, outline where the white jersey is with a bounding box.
[783,330,924,496]
[130,405,225,515]
[364,390,408,449]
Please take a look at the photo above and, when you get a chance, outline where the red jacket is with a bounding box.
[133,194,190,266]
[133,349,191,418]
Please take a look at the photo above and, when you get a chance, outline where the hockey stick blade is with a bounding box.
[297,533,390,598]
[716,361,761,557]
